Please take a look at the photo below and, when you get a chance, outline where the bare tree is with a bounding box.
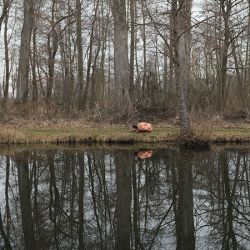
[46,0,58,102]
[82,0,100,110]
[16,0,34,103]
[173,0,192,136]
[76,0,84,110]
[2,0,11,108]
[112,0,131,117]
[129,0,135,100]
[0,0,12,32]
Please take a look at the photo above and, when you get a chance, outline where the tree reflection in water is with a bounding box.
[0,147,249,249]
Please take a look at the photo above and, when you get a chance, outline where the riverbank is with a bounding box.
[1,121,250,144]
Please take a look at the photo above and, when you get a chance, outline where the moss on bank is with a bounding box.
[0,124,250,144]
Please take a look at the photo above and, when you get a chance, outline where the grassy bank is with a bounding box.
[0,123,250,144]
[0,126,179,144]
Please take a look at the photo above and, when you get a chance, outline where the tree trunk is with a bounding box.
[90,43,101,109]
[129,0,135,101]
[3,2,10,108]
[82,0,100,110]
[76,0,84,110]
[32,26,38,102]
[112,0,131,117]
[173,0,192,136]
[16,0,34,102]
[219,0,231,114]
[47,0,58,102]
[141,0,147,106]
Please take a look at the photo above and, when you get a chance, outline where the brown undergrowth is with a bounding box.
[0,103,250,145]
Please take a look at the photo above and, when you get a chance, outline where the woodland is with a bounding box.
[0,0,250,137]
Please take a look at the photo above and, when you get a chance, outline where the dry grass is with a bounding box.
[0,113,250,144]
[0,124,179,144]
[19,126,179,144]
[192,119,214,140]
[0,128,26,144]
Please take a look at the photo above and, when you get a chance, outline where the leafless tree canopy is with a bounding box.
[0,0,250,124]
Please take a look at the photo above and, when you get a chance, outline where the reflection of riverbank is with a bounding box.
[0,148,249,249]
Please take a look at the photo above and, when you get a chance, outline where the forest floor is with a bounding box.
[1,117,250,144]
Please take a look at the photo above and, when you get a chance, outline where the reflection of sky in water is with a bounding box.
[0,147,249,249]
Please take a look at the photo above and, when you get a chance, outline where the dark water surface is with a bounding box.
[0,146,250,250]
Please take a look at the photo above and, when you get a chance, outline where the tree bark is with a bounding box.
[32,26,38,102]
[129,0,135,101]
[173,0,192,136]
[47,0,58,101]
[82,0,100,110]
[112,0,131,117]
[76,0,84,110]
[141,0,147,106]
[218,0,231,114]
[3,1,10,108]
[16,0,34,102]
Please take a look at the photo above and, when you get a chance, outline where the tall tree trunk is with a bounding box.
[173,0,192,136]
[169,1,175,95]
[32,26,38,102]
[141,0,147,106]
[82,0,100,110]
[99,1,109,107]
[47,0,58,102]
[3,2,10,108]
[218,0,231,114]
[112,0,131,117]
[62,0,74,113]
[16,0,34,102]
[230,29,245,110]
[129,0,135,101]
[76,0,84,110]
[163,34,168,99]
[90,43,101,109]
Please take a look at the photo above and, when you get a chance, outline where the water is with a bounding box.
[0,145,249,250]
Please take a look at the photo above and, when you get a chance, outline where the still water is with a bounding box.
[0,145,249,250]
